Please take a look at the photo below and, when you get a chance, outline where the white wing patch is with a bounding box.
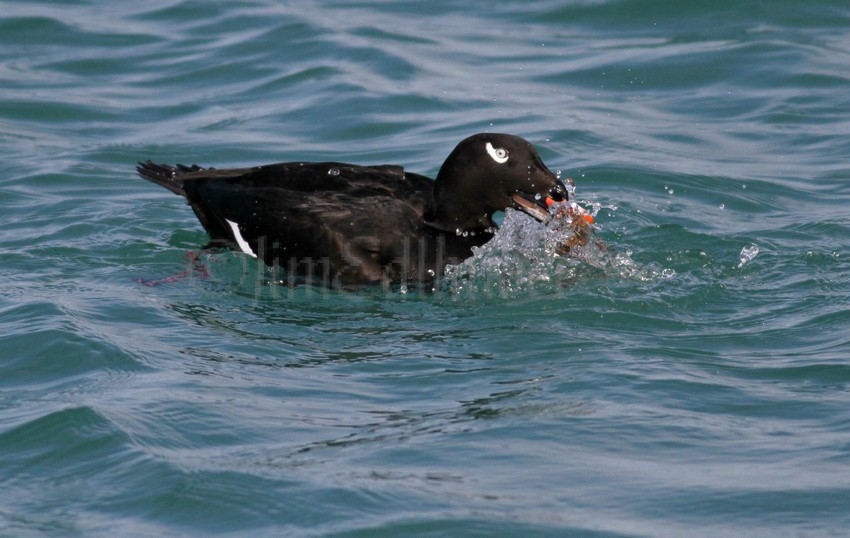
[485,142,509,164]
[225,219,257,258]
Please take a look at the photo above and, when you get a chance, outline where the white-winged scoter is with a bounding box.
[137,133,569,288]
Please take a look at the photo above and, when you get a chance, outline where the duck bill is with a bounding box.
[511,192,552,223]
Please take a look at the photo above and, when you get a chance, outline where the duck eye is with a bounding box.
[548,186,567,202]
[485,142,509,164]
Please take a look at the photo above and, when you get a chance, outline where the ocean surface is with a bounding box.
[2,1,850,536]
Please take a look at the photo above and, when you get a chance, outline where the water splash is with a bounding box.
[737,243,759,268]
[442,190,671,298]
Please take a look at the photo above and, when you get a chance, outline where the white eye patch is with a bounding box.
[485,142,509,164]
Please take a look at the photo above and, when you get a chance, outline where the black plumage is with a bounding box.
[137,133,567,287]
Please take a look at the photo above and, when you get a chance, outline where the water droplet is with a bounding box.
[719,203,725,209]
[534,193,542,201]
[427,269,435,277]
[399,284,408,294]
[455,228,463,236]
[737,243,759,268]
[328,168,340,176]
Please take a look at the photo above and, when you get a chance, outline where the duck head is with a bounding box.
[425,133,568,233]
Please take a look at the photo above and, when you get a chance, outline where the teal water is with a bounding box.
[2,1,850,535]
